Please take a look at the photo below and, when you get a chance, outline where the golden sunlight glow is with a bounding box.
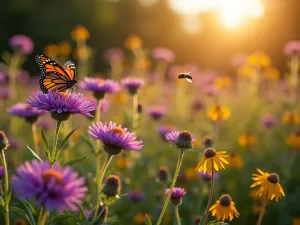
[168,0,214,15]
[217,0,264,28]
[168,0,264,29]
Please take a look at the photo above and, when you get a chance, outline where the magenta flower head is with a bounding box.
[103,48,125,63]
[198,171,219,181]
[128,189,145,202]
[157,124,177,140]
[152,47,175,63]
[260,114,277,128]
[284,40,300,57]
[27,91,96,121]
[12,160,87,211]
[88,122,143,155]
[121,77,145,95]
[7,103,45,124]
[80,77,120,99]
[165,130,195,150]
[148,106,166,120]
[165,187,186,205]
[9,34,34,55]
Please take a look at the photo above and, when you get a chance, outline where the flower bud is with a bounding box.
[102,175,121,197]
[157,166,169,182]
[0,131,9,150]
[88,205,108,225]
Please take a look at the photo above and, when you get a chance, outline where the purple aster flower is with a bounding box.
[121,77,145,95]
[128,189,145,202]
[191,100,204,112]
[260,114,277,128]
[9,35,34,55]
[0,72,7,84]
[165,130,195,150]
[27,91,96,121]
[103,48,125,62]
[0,166,4,180]
[157,124,177,140]
[7,103,45,123]
[147,106,166,120]
[284,40,300,57]
[80,78,120,99]
[88,121,143,155]
[152,47,175,63]
[198,171,220,181]
[12,160,87,211]
[165,187,186,205]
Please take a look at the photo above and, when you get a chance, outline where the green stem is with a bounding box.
[97,154,113,193]
[257,192,268,225]
[132,94,138,131]
[52,120,62,163]
[203,160,215,225]
[32,123,40,156]
[37,207,48,225]
[174,205,181,225]
[1,150,10,225]
[96,99,103,123]
[156,149,185,225]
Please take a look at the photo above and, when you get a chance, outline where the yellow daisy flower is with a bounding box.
[124,34,142,49]
[215,75,232,89]
[207,105,231,121]
[227,153,243,168]
[282,112,300,125]
[247,52,271,68]
[238,65,256,78]
[71,25,90,41]
[286,131,300,149]
[209,194,240,222]
[57,41,72,57]
[195,148,229,174]
[44,44,59,58]
[238,133,257,146]
[250,169,285,201]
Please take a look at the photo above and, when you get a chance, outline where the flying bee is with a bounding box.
[178,72,193,83]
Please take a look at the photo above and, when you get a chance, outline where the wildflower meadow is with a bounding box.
[1,1,300,225]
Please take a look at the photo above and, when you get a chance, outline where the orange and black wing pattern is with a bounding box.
[36,55,77,94]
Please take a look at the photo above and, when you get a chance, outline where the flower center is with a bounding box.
[96,78,105,84]
[267,173,279,184]
[204,148,216,158]
[42,169,63,184]
[219,194,232,207]
[109,127,125,136]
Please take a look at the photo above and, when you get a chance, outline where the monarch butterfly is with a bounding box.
[36,55,77,94]
[178,72,193,83]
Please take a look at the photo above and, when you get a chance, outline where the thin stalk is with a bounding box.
[1,150,10,225]
[96,99,103,123]
[156,150,185,225]
[257,192,268,225]
[132,94,138,131]
[52,120,62,163]
[37,207,48,225]
[32,123,40,156]
[95,98,103,190]
[203,159,215,225]
[174,205,181,225]
[97,154,113,193]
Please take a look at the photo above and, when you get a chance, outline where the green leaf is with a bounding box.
[81,136,96,154]
[19,198,37,215]
[0,196,4,207]
[19,198,36,225]
[11,206,32,225]
[5,186,12,205]
[47,213,78,224]
[63,156,89,167]
[41,130,49,150]
[145,214,152,225]
[1,51,12,65]
[59,128,77,152]
[26,145,42,162]
[75,203,86,220]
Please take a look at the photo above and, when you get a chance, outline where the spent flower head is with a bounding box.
[165,130,195,150]
[0,131,9,150]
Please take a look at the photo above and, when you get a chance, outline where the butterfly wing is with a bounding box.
[63,61,76,81]
[36,55,76,93]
